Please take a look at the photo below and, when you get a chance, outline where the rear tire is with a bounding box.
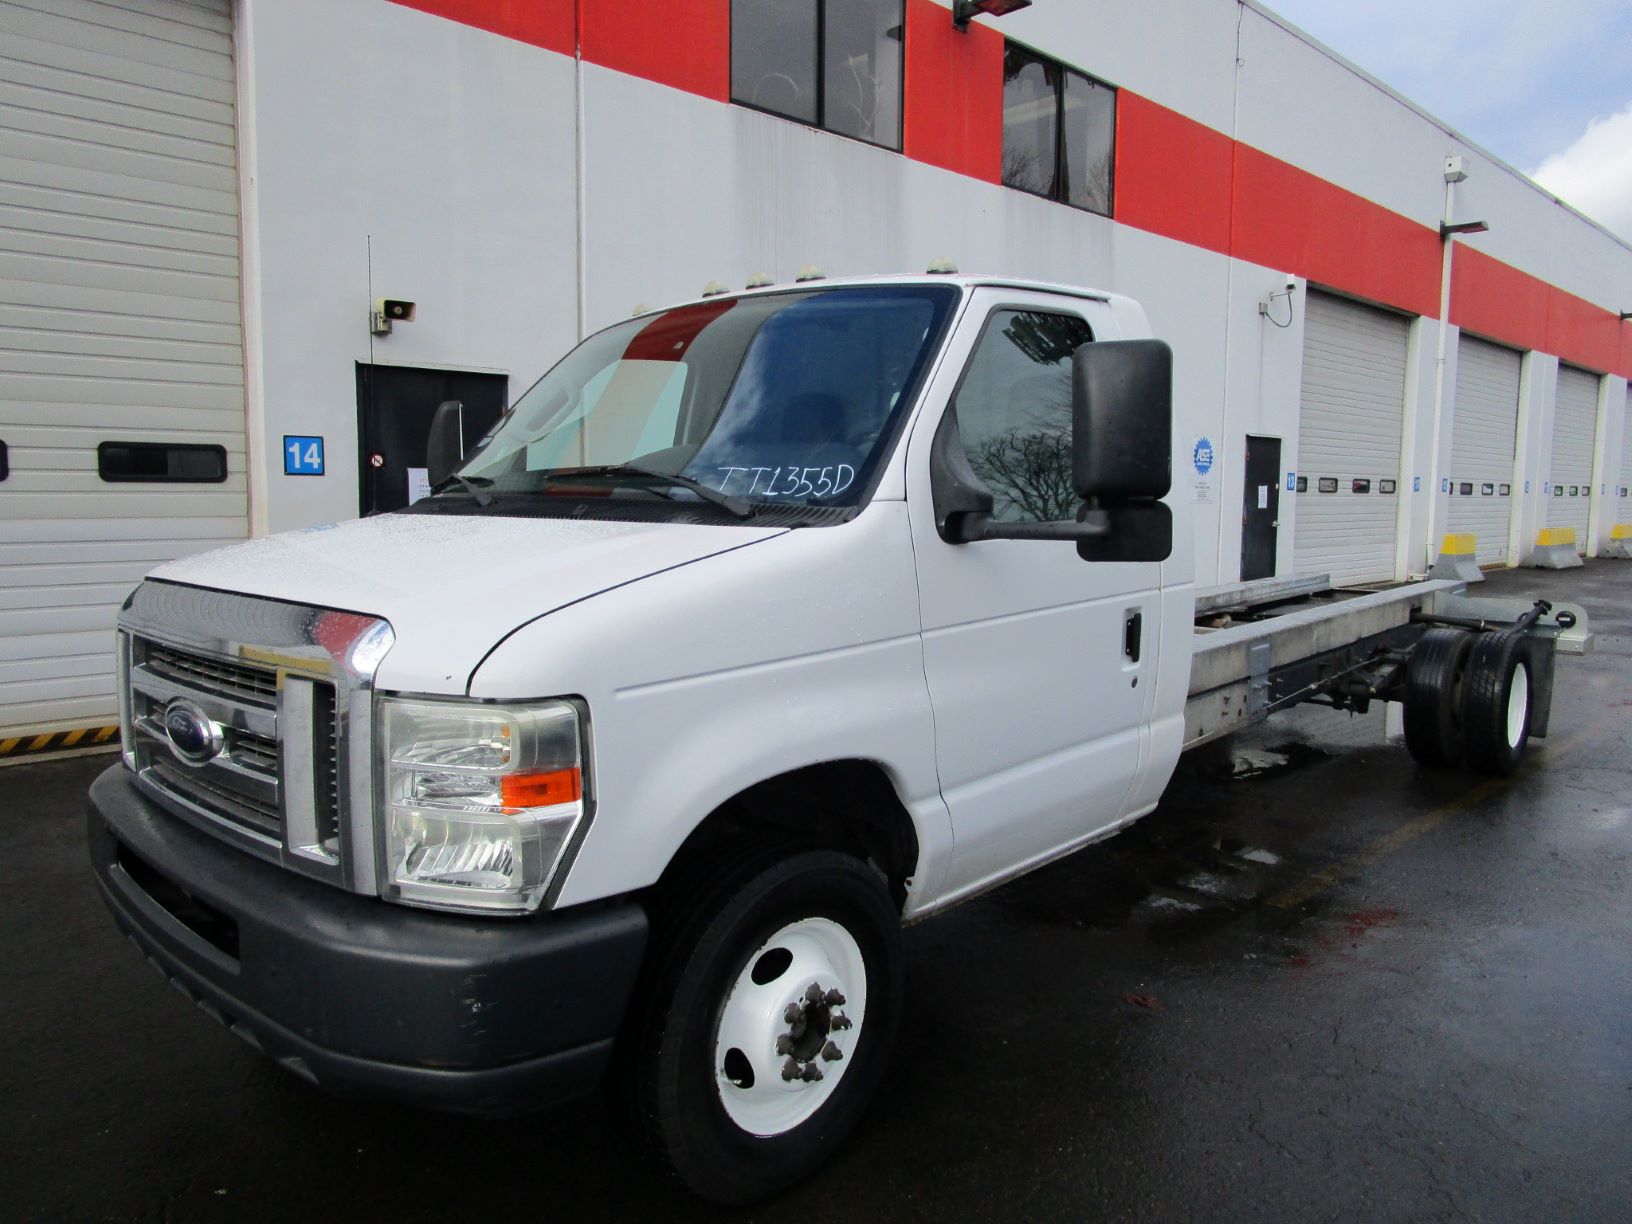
[1462,631,1532,776]
[1404,627,1474,766]
[611,846,902,1205]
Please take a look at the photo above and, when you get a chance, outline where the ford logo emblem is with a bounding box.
[162,698,223,766]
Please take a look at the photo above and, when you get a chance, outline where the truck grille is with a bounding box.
[128,637,344,865]
[145,642,278,704]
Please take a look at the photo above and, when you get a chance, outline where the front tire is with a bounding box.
[612,847,903,1205]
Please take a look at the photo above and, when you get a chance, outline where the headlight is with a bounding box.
[380,697,587,914]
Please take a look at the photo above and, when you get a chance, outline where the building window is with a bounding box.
[731,0,904,151]
[1002,43,1115,215]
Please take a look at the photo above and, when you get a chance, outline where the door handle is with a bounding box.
[1124,610,1143,663]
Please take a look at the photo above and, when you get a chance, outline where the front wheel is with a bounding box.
[612,847,903,1205]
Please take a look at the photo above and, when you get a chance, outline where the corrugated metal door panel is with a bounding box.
[1548,366,1598,542]
[0,0,243,736]
[1293,291,1409,585]
[1448,336,1521,565]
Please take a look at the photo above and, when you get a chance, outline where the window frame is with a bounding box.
[729,0,906,153]
[1001,39,1118,217]
[945,302,1097,527]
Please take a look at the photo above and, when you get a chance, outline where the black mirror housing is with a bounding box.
[426,400,464,489]
[1072,340,1172,501]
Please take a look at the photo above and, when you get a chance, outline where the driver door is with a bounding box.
[906,291,1161,901]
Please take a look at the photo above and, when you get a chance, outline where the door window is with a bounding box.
[952,309,1093,523]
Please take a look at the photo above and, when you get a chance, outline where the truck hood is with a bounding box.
[148,513,787,692]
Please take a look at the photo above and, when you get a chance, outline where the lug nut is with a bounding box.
[783,1003,802,1024]
[800,1063,824,1083]
[821,1040,844,1062]
[805,983,825,1005]
[781,1057,801,1082]
[775,1034,794,1055]
[824,988,846,1007]
[830,1014,853,1031]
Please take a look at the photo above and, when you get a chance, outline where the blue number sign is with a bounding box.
[284,435,324,476]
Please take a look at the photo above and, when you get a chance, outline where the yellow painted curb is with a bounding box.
[1535,527,1578,548]
[1611,524,1632,540]
[1439,533,1477,556]
[0,725,119,758]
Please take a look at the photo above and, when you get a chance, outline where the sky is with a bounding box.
[1261,0,1632,240]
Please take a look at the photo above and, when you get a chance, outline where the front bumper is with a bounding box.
[88,766,647,1117]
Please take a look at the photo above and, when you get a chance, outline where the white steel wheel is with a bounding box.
[611,846,903,1206]
[1506,661,1529,749]
[714,917,868,1136]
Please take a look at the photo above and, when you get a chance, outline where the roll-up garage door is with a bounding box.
[1448,336,1521,565]
[1293,291,1409,585]
[1548,365,1598,544]
[0,0,245,737]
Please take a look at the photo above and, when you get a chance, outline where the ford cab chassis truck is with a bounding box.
[88,276,1589,1203]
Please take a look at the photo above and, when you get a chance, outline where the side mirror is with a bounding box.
[1071,340,1173,563]
[1072,340,1172,501]
[426,400,464,489]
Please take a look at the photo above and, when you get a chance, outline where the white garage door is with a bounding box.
[0,0,245,737]
[1448,336,1521,565]
[1548,365,1598,544]
[1293,291,1409,585]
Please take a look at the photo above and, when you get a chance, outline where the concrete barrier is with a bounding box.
[1429,533,1483,583]
[1603,523,1632,560]
[1531,526,1583,569]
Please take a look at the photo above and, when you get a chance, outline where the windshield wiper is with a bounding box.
[541,465,754,519]
[430,473,494,506]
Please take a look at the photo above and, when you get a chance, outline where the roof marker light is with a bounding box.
[926,257,959,274]
[700,280,730,297]
[745,272,774,289]
[795,265,825,283]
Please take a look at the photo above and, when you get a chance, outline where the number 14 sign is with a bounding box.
[283,435,324,476]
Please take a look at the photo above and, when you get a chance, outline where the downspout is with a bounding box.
[574,0,588,340]
[1424,173,1456,571]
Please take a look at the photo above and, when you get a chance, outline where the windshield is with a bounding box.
[451,285,958,517]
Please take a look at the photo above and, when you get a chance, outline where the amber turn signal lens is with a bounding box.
[499,767,582,808]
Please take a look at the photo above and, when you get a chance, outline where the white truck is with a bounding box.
[89,275,1587,1203]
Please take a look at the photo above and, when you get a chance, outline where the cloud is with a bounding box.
[1531,102,1632,240]
[1263,0,1632,169]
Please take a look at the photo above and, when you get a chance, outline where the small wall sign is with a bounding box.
[283,435,325,476]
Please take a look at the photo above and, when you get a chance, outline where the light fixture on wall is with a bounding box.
[953,0,1032,32]
[1619,310,1632,321]
[1438,220,1489,239]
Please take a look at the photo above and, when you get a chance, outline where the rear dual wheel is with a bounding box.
[1461,631,1532,775]
[1405,627,1533,775]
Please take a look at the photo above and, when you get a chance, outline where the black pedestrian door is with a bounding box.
[356,365,507,514]
[1240,434,1281,581]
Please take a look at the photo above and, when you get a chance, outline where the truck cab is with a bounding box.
[90,275,1185,1202]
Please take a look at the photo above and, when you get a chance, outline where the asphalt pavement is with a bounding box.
[3,561,1629,1221]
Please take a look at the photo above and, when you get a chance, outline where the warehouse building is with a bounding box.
[2,0,1630,742]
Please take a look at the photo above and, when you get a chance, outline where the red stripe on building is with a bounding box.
[1232,143,1442,320]
[385,0,574,54]
[581,0,730,102]
[1449,249,1631,377]
[902,0,1003,183]
[1114,92,1232,256]
[384,0,1631,376]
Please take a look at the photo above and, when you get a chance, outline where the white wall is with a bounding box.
[239,0,578,533]
[237,0,1632,586]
